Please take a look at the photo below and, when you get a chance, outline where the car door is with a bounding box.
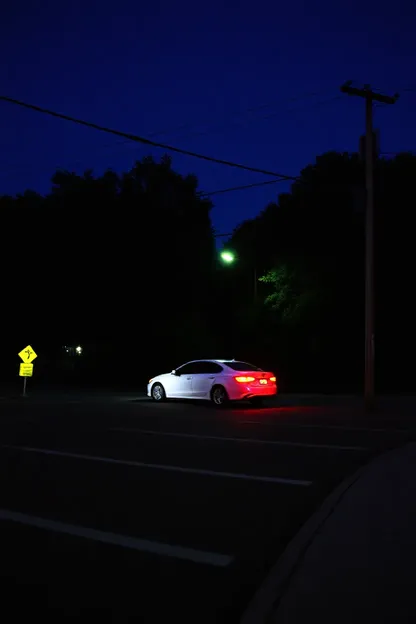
[170,362,197,398]
[191,361,223,398]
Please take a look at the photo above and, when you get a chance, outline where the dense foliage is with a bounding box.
[1,152,414,392]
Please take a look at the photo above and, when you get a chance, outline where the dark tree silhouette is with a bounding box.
[1,151,415,392]
[221,151,416,392]
[1,156,216,385]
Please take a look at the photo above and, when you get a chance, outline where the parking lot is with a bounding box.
[0,393,415,622]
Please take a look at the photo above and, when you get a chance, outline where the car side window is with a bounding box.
[205,362,223,374]
[176,363,197,375]
[190,362,209,374]
[177,361,224,375]
[194,361,223,374]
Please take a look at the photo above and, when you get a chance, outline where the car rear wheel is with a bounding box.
[211,385,228,407]
[151,383,166,402]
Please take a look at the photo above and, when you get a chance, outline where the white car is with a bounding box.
[147,359,277,406]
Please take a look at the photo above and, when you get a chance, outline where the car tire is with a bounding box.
[211,385,229,407]
[151,383,166,402]
[249,397,263,407]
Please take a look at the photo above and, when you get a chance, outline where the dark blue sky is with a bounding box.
[1,0,415,234]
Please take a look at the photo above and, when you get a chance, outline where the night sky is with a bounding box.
[2,0,416,235]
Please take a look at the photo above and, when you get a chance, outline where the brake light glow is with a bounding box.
[270,377,276,382]
[235,376,255,383]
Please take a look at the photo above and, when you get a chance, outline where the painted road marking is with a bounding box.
[0,509,233,567]
[110,427,367,452]
[241,421,407,433]
[2,445,312,487]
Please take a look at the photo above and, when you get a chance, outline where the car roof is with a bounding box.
[182,359,246,365]
[182,359,233,363]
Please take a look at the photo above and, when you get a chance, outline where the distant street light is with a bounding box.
[63,345,83,356]
[220,250,235,264]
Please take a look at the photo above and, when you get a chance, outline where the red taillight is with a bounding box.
[270,376,276,382]
[235,376,255,383]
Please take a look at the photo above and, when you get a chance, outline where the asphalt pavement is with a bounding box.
[0,391,415,622]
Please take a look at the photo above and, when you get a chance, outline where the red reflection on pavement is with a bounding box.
[227,405,331,423]
[234,405,327,415]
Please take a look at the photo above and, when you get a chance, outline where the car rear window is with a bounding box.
[223,361,262,371]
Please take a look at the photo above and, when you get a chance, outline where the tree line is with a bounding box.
[1,151,414,392]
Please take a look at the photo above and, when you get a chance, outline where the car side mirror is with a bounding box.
[171,369,179,376]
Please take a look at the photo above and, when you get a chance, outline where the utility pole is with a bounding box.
[340,82,398,410]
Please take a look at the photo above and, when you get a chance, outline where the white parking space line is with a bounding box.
[2,445,312,487]
[110,427,367,452]
[241,421,407,433]
[0,509,233,567]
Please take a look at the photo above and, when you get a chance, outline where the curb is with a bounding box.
[240,442,412,624]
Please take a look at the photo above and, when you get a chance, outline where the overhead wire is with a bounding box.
[2,89,413,200]
[6,87,411,199]
[0,95,298,181]
[2,87,413,241]
[200,178,293,198]
[137,89,334,140]
[221,94,343,126]
[2,83,413,175]
[0,90,341,181]
[91,88,336,150]
[149,93,341,143]
[379,150,416,156]
[0,92,334,177]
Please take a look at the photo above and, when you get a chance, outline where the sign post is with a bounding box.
[18,346,37,397]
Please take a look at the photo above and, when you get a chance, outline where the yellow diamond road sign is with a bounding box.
[19,363,33,377]
[18,345,37,364]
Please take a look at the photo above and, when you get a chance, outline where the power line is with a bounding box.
[374,84,416,109]
[0,162,297,200]
[0,91,339,180]
[49,89,338,156]
[213,232,233,238]
[140,89,338,142]
[67,90,339,156]
[157,94,341,144]
[0,161,295,201]
[200,178,293,198]
[0,95,298,181]
[0,170,293,203]
[46,91,331,157]
[0,93,333,177]
[0,163,293,201]
[141,89,334,140]
[0,95,334,179]
[398,84,416,93]
[96,85,404,148]
[380,150,416,156]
